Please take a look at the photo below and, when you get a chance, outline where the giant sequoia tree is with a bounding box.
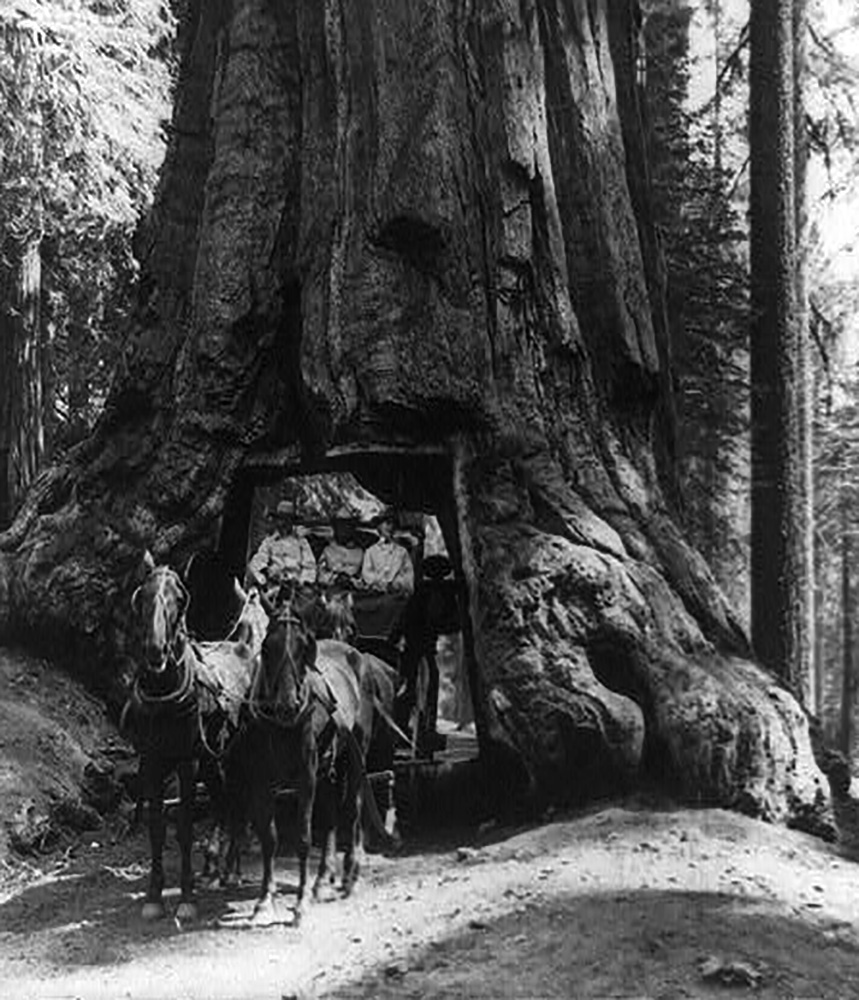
[0,0,825,819]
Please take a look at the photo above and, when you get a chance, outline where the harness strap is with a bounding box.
[371,693,417,754]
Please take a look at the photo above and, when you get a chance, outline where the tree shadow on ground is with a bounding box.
[0,842,290,968]
[342,888,859,1000]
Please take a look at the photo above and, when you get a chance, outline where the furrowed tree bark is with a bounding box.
[0,0,826,821]
[0,20,45,530]
[840,508,854,758]
[793,0,815,710]
[749,0,808,696]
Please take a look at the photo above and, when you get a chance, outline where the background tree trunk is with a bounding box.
[840,511,854,758]
[0,0,824,820]
[749,0,807,693]
[0,21,44,529]
[793,0,814,709]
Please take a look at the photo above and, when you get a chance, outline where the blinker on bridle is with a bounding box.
[132,567,193,706]
[253,612,312,726]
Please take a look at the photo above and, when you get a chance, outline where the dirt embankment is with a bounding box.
[0,646,135,863]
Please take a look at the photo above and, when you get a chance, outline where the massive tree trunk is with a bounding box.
[0,0,824,819]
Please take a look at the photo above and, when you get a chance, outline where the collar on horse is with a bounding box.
[134,626,196,714]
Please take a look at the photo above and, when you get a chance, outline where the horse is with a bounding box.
[236,594,386,923]
[127,550,267,920]
[278,584,402,814]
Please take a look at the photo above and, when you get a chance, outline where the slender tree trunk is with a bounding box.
[793,0,814,708]
[814,580,824,718]
[841,511,854,758]
[0,21,44,529]
[749,0,805,692]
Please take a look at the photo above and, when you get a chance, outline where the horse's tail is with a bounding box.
[341,727,401,851]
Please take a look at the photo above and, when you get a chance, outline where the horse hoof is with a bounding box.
[142,900,165,921]
[176,900,198,922]
[313,880,338,903]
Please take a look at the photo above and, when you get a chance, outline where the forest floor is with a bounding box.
[3,647,859,998]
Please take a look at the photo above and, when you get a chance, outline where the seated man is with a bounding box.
[247,510,317,602]
[360,515,415,595]
[316,520,365,588]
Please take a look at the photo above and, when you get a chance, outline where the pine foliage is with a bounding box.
[0,0,174,451]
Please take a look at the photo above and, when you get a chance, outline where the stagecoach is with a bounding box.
[126,463,482,922]
[245,476,467,744]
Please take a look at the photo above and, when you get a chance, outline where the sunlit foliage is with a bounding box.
[0,0,174,451]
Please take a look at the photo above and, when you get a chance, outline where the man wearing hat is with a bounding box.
[360,514,414,595]
[247,502,317,600]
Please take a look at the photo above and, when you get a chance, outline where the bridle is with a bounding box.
[131,566,195,711]
[250,611,313,727]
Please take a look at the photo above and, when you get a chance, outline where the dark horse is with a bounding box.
[127,551,267,919]
[237,596,382,923]
[128,552,201,920]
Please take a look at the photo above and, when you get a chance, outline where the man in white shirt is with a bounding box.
[247,516,317,601]
[360,516,414,595]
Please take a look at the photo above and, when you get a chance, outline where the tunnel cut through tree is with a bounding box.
[0,0,826,822]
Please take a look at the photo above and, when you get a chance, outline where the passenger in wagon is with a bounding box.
[360,515,415,595]
[317,519,365,588]
[247,505,317,601]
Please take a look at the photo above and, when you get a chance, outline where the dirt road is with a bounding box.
[2,802,859,998]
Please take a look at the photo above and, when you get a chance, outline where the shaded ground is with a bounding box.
[2,648,859,998]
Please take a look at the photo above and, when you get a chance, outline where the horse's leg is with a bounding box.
[250,783,278,917]
[219,731,248,888]
[222,782,247,888]
[175,758,198,920]
[224,823,242,884]
[142,756,166,920]
[312,775,338,901]
[340,744,364,898]
[199,742,235,886]
[295,736,318,921]
[201,823,219,883]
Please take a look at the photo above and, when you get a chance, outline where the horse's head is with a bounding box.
[131,551,190,675]
[258,606,317,726]
[317,589,356,642]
